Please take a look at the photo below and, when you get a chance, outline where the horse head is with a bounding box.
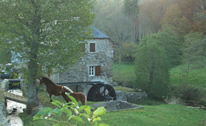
[40,77,44,84]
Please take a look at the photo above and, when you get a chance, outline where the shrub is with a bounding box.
[33,94,109,126]
[172,85,205,106]
[135,40,170,100]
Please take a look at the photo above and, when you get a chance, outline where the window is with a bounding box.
[89,66,95,76]
[89,66,101,76]
[90,43,95,52]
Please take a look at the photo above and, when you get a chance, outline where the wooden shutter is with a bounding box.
[90,43,95,52]
[95,66,101,76]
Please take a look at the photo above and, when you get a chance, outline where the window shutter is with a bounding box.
[90,43,95,52]
[95,66,101,76]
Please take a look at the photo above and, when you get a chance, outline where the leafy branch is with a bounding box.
[33,94,109,126]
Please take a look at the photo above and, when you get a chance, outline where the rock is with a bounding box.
[0,103,10,126]
[115,91,147,104]
[126,92,147,104]
[116,91,127,101]
[91,100,143,112]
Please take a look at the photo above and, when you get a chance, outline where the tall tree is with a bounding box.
[178,0,206,34]
[138,0,178,40]
[0,0,95,113]
[135,39,170,99]
[184,32,206,67]
[155,25,183,68]
[161,4,191,35]
[123,0,139,43]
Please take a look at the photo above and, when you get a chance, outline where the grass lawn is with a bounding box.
[113,63,135,86]
[170,64,206,90]
[101,104,206,126]
[113,63,206,90]
[22,102,206,126]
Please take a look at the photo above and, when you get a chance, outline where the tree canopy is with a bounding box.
[0,0,95,113]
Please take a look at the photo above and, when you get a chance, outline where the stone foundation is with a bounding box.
[116,91,147,104]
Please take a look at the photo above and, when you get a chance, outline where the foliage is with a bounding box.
[135,39,170,99]
[0,0,95,113]
[156,25,183,68]
[114,42,137,63]
[184,32,206,66]
[172,85,206,106]
[0,45,11,64]
[33,94,108,126]
[182,32,206,85]
[93,0,134,43]
[161,4,191,35]
[123,0,139,43]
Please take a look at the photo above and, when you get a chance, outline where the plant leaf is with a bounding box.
[99,123,110,126]
[79,105,93,116]
[93,107,106,118]
[51,101,62,109]
[70,116,83,123]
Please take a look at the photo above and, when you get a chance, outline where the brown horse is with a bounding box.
[62,92,87,105]
[40,76,73,102]
[40,77,86,105]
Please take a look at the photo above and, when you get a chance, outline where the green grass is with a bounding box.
[114,86,136,92]
[113,63,206,90]
[22,102,206,126]
[170,64,206,90]
[101,104,206,126]
[113,63,135,85]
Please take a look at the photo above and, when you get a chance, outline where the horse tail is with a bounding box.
[83,93,87,105]
[63,86,74,93]
[81,93,87,105]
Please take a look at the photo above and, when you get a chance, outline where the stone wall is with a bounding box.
[56,39,113,84]
[116,91,147,104]
[0,102,10,126]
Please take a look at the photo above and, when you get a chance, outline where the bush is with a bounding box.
[172,85,205,106]
[135,40,170,100]
[33,94,109,126]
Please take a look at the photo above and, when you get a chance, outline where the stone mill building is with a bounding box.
[52,26,114,97]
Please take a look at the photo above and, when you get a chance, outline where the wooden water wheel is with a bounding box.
[87,84,116,101]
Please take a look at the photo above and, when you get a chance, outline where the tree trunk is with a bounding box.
[27,56,39,114]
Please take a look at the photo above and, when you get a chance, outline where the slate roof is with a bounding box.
[91,26,109,39]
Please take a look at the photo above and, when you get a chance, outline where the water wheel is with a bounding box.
[87,84,116,101]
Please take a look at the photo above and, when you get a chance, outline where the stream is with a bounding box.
[6,89,26,126]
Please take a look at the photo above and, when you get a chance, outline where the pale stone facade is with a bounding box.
[58,39,113,84]
[52,27,113,96]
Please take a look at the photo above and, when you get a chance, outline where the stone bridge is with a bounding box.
[4,92,27,106]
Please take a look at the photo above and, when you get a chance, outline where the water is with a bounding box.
[6,89,26,126]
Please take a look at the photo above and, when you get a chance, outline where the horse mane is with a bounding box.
[42,76,56,85]
[63,86,74,93]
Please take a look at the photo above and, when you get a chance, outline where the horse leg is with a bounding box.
[49,94,53,102]
[62,93,69,103]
